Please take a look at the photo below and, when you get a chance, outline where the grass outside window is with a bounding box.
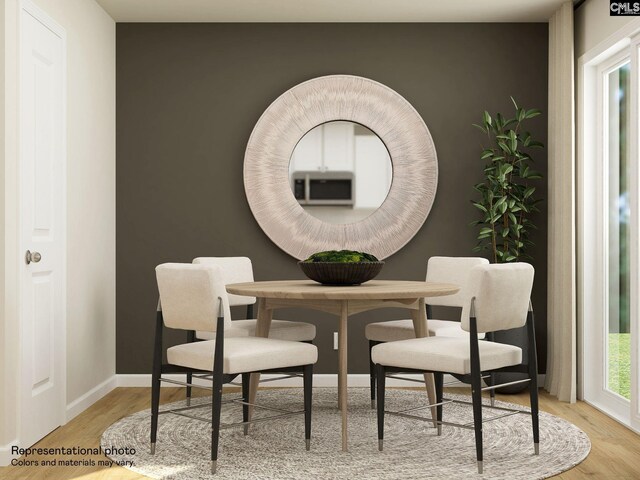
[608,333,630,400]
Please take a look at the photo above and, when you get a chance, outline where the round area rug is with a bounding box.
[101,388,590,479]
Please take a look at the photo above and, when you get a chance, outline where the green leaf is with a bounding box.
[479,227,493,235]
[473,123,488,134]
[498,142,511,154]
[472,202,488,213]
[481,149,494,160]
[517,107,526,122]
[529,140,545,148]
[472,245,484,252]
[510,96,518,110]
[509,130,518,151]
[525,108,542,119]
[501,227,509,238]
[524,186,536,198]
[483,111,492,127]
[494,196,507,208]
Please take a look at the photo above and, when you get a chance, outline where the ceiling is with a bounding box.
[96,0,570,23]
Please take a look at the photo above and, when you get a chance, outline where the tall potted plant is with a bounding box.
[471,98,544,393]
[471,98,543,262]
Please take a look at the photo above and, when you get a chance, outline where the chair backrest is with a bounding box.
[461,263,534,334]
[425,257,490,310]
[192,257,256,307]
[156,263,232,332]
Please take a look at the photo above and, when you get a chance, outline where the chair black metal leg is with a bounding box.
[376,363,386,451]
[526,309,540,455]
[369,340,377,409]
[185,330,195,406]
[242,373,250,436]
[150,313,163,455]
[303,364,313,451]
[470,370,484,474]
[211,314,225,474]
[469,315,483,474]
[211,376,223,474]
[485,332,496,408]
[150,370,161,454]
[529,369,539,455]
[186,372,193,406]
[435,372,443,436]
[488,373,496,407]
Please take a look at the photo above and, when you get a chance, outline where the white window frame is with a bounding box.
[578,24,640,434]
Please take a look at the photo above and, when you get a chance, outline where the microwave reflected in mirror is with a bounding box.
[289,121,392,225]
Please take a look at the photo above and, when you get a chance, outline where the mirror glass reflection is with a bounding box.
[289,121,392,224]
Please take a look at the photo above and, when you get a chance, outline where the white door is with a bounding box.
[19,1,66,447]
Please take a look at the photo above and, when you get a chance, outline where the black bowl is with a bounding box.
[298,261,384,285]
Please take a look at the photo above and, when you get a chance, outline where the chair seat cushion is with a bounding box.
[371,337,521,375]
[167,337,318,374]
[196,319,316,342]
[365,319,485,342]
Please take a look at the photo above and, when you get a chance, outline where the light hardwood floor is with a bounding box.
[1,386,639,479]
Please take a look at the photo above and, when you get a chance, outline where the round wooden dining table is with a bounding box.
[225,279,460,452]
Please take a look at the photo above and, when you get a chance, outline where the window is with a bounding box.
[580,34,640,433]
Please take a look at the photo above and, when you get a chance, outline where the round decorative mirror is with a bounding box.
[289,121,392,225]
[244,75,438,260]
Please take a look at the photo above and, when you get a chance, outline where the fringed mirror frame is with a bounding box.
[244,75,438,260]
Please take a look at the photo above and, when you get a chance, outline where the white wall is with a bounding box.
[575,0,636,58]
[1,0,115,454]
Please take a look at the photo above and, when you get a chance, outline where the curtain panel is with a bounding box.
[545,1,577,403]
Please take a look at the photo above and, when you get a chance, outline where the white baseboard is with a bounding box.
[0,440,19,467]
[65,375,118,423]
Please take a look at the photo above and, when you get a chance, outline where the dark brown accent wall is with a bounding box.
[116,23,548,374]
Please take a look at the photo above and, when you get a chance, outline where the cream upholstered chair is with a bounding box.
[192,257,316,341]
[185,257,316,404]
[366,256,489,406]
[151,263,317,474]
[372,263,538,474]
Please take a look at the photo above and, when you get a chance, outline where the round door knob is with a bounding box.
[25,250,41,265]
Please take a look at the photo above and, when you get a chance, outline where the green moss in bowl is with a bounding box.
[298,250,383,285]
[302,250,380,263]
